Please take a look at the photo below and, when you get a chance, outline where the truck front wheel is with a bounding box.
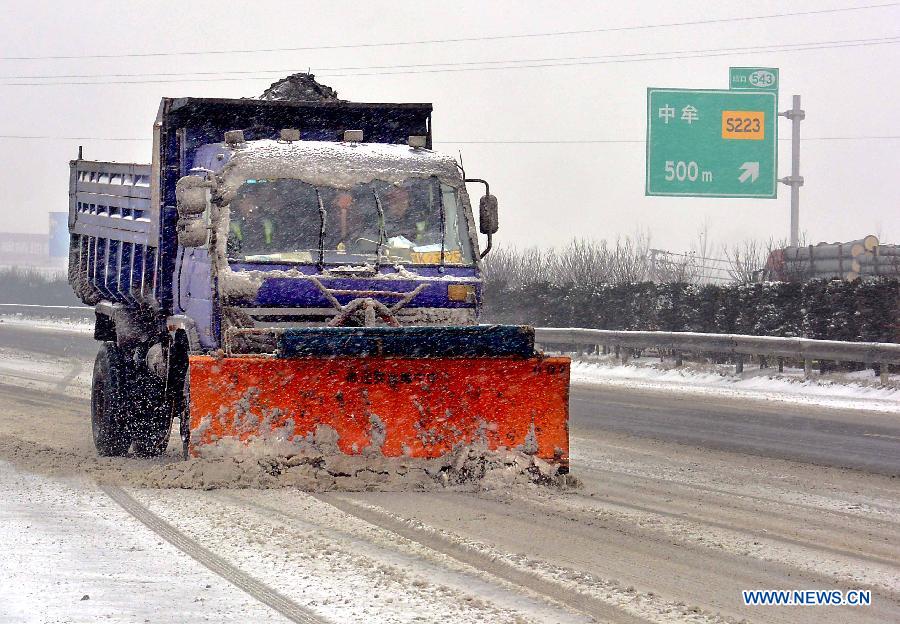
[91,342,131,456]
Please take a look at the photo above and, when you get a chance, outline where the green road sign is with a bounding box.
[646,88,778,198]
[729,67,779,91]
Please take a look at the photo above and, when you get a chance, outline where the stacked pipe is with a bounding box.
[770,235,900,281]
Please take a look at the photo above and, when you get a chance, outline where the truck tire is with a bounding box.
[129,367,172,458]
[161,331,192,460]
[179,370,190,460]
[91,342,131,456]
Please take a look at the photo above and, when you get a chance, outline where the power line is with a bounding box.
[438,136,900,144]
[0,135,897,143]
[1,3,896,61]
[3,35,893,82]
[0,135,147,141]
[320,38,900,78]
[3,37,898,87]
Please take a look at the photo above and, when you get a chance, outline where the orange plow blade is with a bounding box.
[188,355,570,469]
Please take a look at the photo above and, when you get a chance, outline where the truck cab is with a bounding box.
[175,134,489,351]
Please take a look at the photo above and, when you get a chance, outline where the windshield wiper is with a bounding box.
[371,189,387,271]
[315,188,326,271]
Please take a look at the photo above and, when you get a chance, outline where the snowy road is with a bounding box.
[1,319,898,623]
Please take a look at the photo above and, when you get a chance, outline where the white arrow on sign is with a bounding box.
[738,161,760,183]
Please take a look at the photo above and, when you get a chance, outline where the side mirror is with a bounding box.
[479,194,499,235]
[177,218,208,248]
[175,175,209,217]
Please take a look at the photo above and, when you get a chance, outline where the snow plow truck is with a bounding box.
[67,80,570,470]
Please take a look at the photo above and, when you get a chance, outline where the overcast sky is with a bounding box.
[0,0,897,255]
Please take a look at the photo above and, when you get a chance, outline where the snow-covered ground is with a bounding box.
[1,316,898,623]
[0,346,91,398]
[0,314,94,335]
[571,357,900,413]
[0,461,289,623]
[0,457,587,624]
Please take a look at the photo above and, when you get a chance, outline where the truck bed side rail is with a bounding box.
[68,159,158,306]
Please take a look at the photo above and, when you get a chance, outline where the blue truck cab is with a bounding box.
[68,96,501,457]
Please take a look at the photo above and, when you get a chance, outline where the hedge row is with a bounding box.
[3,266,897,345]
[482,279,900,344]
[0,268,81,306]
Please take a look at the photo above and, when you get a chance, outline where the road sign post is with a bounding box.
[645,89,778,198]
[779,95,805,247]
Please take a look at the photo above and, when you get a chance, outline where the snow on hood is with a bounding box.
[219,140,462,198]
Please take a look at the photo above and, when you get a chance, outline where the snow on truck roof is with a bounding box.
[217,139,462,192]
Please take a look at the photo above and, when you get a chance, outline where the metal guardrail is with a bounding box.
[534,327,900,382]
[1,304,896,379]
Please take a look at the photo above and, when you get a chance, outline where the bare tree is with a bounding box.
[551,238,612,286]
[724,239,766,283]
[694,220,713,263]
[610,234,651,283]
[649,249,702,283]
[483,236,654,288]
[481,246,553,290]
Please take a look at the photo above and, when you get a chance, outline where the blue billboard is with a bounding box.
[49,212,69,258]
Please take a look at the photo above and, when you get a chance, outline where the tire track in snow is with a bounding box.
[220,491,592,623]
[55,359,83,392]
[101,484,330,624]
[0,382,85,408]
[313,493,653,624]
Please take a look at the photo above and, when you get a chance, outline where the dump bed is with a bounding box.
[68,160,156,306]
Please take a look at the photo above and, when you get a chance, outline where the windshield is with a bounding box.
[225,176,474,266]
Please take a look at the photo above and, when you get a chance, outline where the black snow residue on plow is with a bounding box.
[278,325,535,358]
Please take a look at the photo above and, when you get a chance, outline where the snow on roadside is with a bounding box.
[571,359,900,413]
[0,460,288,623]
[0,313,94,335]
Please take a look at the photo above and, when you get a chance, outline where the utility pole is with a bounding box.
[649,248,659,282]
[779,95,805,247]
